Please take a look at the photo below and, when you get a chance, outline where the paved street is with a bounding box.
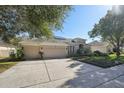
[0,58,124,88]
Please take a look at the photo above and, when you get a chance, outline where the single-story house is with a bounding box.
[0,41,16,58]
[19,38,86,59]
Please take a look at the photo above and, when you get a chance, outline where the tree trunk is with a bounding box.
[116,48,120,58]
[116,42,120,58]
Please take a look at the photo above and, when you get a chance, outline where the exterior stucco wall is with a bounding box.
[0,47,15,58]
[90,45,108,53]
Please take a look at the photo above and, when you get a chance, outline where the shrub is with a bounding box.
[15,48,24,59]
[101,53,108,56]
[76,46,92,56]
[77,49,82,56]
[9,50,16,59]
[84,47,92,56]
[9,47,24,61]
[93,51,101,56]
[108,52,114,54]
[93,50,108,56]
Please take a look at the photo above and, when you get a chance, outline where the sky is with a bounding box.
[54,5,112,43]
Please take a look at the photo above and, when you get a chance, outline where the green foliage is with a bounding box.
[77,44,91,56]
[84,47,92,55]
[93,51,108,56]
[0,5,72,43]
[73,54,124,68]
[0,7,18,43]
[9,51,16,59]
[76,49,83,55]
[89,6,124,57]
[9,47,24,60]
[77,44,84,55]
[9,37,21,46]
[15,48,24,59]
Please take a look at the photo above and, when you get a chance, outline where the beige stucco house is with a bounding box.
[0,41,16,58]
[19,38,86,59]
[89,41,112,53]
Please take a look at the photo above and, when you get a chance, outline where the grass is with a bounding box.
[0,62,18,73]
[73,54,124,68]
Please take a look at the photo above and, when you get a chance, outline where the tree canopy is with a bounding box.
[88,6,124,56]
[0,5,72,43]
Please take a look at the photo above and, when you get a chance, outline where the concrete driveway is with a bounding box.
[1,58,124,88]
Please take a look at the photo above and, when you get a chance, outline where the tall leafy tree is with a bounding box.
[88,6,124,57]
[0,6,19,43]
[0,5,72,43]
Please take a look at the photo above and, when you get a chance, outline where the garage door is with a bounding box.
[23,45,40,59]
[43,46,67,58]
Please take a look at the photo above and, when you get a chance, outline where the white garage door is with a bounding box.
[43,46,67,58]
[23,45,40,59]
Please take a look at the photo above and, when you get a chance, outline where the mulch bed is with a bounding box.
[73,56,124,68]
[78,59,123,68]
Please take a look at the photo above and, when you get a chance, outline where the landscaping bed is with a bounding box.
[73,54,124,68]
[0,62,18,73]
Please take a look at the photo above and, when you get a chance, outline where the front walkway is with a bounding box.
[0,58,124,88]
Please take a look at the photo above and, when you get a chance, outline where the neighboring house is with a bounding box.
[0,41,16,58]
[89,41,112,53]
[19,37,86,59]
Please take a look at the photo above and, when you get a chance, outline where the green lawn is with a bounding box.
[0,62,18,73]
[73,54,124,68]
